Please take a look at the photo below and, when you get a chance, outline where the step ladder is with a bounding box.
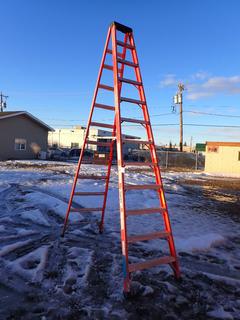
[62,21,180,292]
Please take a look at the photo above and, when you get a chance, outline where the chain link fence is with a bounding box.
[130,150,205,171]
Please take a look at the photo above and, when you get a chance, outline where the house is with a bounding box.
[205,141,240,177]
[0,111,53,160]
[48,126,140,155]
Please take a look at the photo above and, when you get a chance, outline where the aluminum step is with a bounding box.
[117,40,134,49]
[70,207,102,212]
[122,139,152,145]
[106,49,122,57]
[128,231,170,243]
[78,175,107,180]
[124,161,157,167]
[117,58,138,68]
[95,103,115,111]
[103,64,113,71]
[74,192,105,196]
[98,84,114,91]
[121,97,146,105]
[119,77,142,86]
[90,122,114,129]
[126,207,166,216]
[121,117,149,125]
[129,256,176,273]
[125,184,162,190]
[86,140,112,147]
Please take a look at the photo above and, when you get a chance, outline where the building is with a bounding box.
[0,111,53,160]
[48,126,140,155]
[205,141,240,177]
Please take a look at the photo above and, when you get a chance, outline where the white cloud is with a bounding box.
[187,76,240,100]
[159,74,178,87]
[160,72,240,101]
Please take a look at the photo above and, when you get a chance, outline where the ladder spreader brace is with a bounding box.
[62,21,180,293]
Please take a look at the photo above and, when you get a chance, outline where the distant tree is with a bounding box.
[184,141,187,146]
[169,141,172,150]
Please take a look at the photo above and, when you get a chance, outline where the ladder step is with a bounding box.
[103,64,113,71]
[90,122,114,129]
[121,97,146,105]
[125,184,162,190]
[99,84,114,91]
[78,175,107,180]
[87,140,112,147]
[70,207,102,212]
[95,103,115,111]
[117,58,138,68]
[121,117,149,125]
[106,49,122,57]
[122,139,153,145]
[124,162,157,167]
[74,192,105,196]
[128,231,170,243]
[117,40,135,49]
[126,207,166,216]
[129,256,176,273]
[119,77,142,86]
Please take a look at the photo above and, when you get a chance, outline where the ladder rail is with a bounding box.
[128,33,180,277]
[99,32,128,232]
[112,26,131,293]
[62,28,112,237]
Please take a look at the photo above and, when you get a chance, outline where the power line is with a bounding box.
[184,110,240,118]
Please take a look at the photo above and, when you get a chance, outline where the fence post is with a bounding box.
[195,152,198,170]
[166,151,169,169]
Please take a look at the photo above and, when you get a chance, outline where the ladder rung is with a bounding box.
[78,175,107,180]
[95,103,115,111]
[87,140,112,147]
[90,122,114,129]
[125,184,162,190]
[70,207,102,212]
[129,256,176,273]
[124,162,157,167]
[126,207,166,216]
[121,117,149,125]
[121,97,146,105]
[117,40,135,49]
[128,231,170,243]
[122,139,153,145]
[119,77,142,86]
[103,64,113,71]
[99,84,114,91]
[74,192,105,196]
[106,49,122,57]
[117,58,138,68]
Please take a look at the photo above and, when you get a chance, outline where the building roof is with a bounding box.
[206,141,240,147]
[0,111,54,131]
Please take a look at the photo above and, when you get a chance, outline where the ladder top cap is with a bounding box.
[111,21,133,34]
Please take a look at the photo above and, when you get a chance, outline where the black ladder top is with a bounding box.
[111,21,133,34]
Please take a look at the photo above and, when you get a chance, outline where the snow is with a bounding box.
[0,160,239,319]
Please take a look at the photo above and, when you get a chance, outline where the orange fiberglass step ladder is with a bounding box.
[62,21,180,292]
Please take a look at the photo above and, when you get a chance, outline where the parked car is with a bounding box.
[68,148,93,161]
[47,147,67,161]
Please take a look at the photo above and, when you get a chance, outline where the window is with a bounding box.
[238,151,240,161]
[15,138,26,151]
[71,142,79,148]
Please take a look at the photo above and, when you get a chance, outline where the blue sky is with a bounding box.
[1,0,240,145]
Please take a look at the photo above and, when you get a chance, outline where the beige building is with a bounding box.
[0,111,53,160]
[205,141,240,177]
[48,126,140,154]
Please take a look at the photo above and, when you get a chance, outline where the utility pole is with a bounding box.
[173,83,184,152]
[0,92,8,112]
